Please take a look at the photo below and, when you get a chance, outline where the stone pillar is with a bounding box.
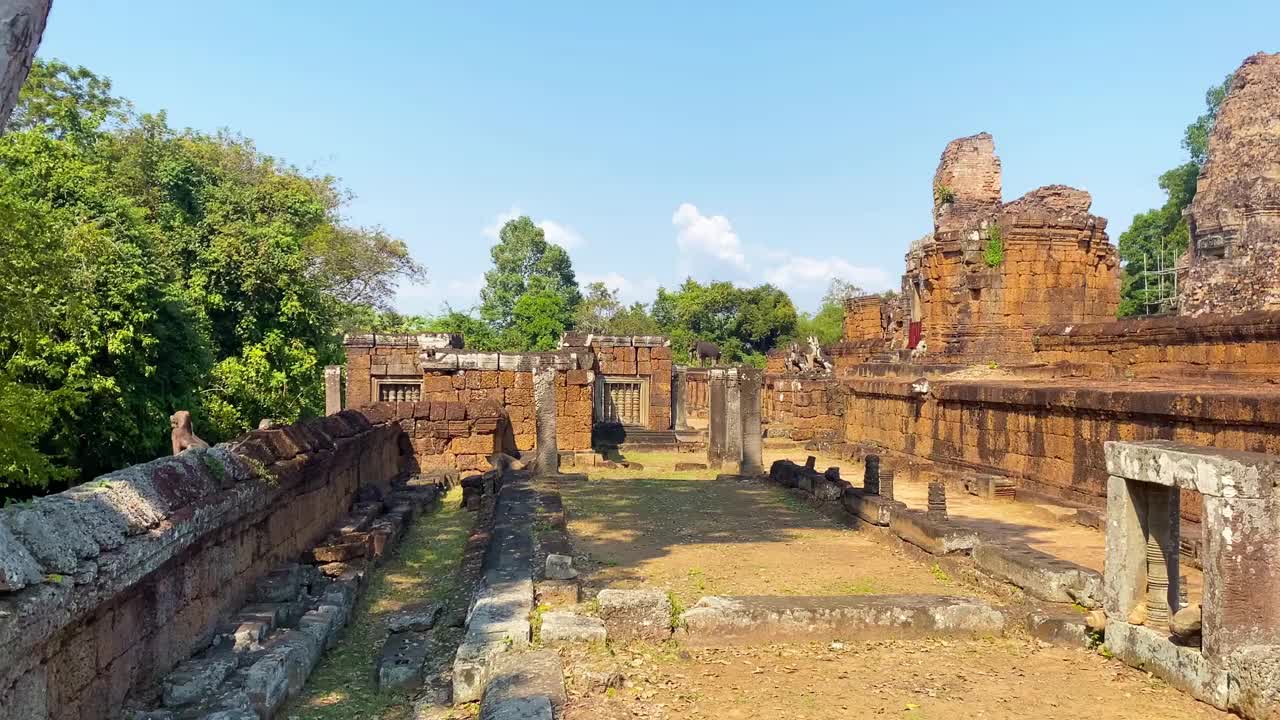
[739,366,763,475]
[880,469,895,502]
[324,365,343,415]
[673,367,689,430]
[864,454,881,495]
[724,368,743,472]
[927,481,948,521]
[534,366,559,475]
[707,368,727,468]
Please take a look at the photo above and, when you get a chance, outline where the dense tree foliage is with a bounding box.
[651,278,798,366]
[0,60,421,495]
[478,216,581,348]
[1117,75,1231,316]
[793,279,866,346]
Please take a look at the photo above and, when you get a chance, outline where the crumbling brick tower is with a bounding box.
[1182,52,1280,317]
[905,133,1120,357]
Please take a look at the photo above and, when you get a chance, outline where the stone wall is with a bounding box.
[1033,310,1280,381]
[417,363,594,463]
[0,409,407,719]
[1183,52,1280,317]
[761,375,845,442]
[843,376,1280,524]
[563,334,673,431]
[343,336,595,464]
[842,295,886,342]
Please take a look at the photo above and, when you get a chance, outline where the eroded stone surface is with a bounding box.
[679,595,1006,646]
[597,588,672,642]
[539,612,606,645]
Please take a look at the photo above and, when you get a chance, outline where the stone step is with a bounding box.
[678,595,1006,646]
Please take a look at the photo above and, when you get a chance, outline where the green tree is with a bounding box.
[509,284,572,350]
[0,59,424,494]
[1117,74,1232,316]
[478,216,581,336]
[574,281,623,334]
[608,302,660,336]
[792,279,866,346]
[652,278,797,364]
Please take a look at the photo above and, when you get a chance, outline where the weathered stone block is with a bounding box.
[889,508,979,555]
[597,588,672,642]
[377,630,431,689]
[679,595,1006,645]
[161,655,237,707]
[973,542,1101,607]
[535,579,580,606]
[539,612,606,645]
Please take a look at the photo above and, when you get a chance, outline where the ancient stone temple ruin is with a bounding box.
[1182,52,1280,316]
[5,49,1280,720]
[907,133,1120,357]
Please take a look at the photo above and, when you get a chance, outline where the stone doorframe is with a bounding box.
[1103,440,1280,717]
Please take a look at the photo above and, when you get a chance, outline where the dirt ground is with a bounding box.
[558,638,1229,720]
[556,471,981,605]
[560,451,1225,719]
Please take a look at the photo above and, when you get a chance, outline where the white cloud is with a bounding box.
[762,254,895,294]
[537,219,585,249]
[581,271,661,305]
[672,202,748,271]
[482,206,584,249]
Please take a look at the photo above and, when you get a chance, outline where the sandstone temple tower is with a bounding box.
[1182,52,1280,317]
[901,133,1120,357]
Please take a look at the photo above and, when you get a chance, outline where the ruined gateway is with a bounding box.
[2,51,1280,720]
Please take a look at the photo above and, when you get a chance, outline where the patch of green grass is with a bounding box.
[284,488,471,720]
[686,567,708,594]
[930,563,952,585]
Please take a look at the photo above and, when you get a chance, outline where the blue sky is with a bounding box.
[37,1,1278,313]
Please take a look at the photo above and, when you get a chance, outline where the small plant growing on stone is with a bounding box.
[667,591,687,630]
[529,603,551,644]
[934,184,956,205]
[983,225,1005,268]
[45,573,66,584]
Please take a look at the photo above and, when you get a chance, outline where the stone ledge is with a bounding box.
[889,508,980,556]
[1104,440,1280,498]
[679,595,1006,646]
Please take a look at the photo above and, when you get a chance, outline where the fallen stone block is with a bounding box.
[310,533,370,563]
[973,542,1102,607]
[674,462,708,471]
[889,508,979,555]
[378,630,432,690]
[253,564,303,603]
[386,602,442,633]
[453,638,507,705]
[536,579,580,606]
[243,653,290,719]
[299,606,343,650]
[678,595,1006,646]
[539,612,606,645]
[480,697,553,720]
[841,487,903,526]
[544,553,577,580]
[480,650,566,720]
[263,629,322,696]
[1026,608,1091,647]
[161,655,237,707]
[597,588,673,642]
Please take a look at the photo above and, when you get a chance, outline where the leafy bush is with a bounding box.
[983,225,1005,268]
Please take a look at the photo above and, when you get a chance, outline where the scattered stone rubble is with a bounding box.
[133,476,444,719]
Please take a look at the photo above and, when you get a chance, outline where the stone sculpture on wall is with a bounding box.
[170,410,210,455]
